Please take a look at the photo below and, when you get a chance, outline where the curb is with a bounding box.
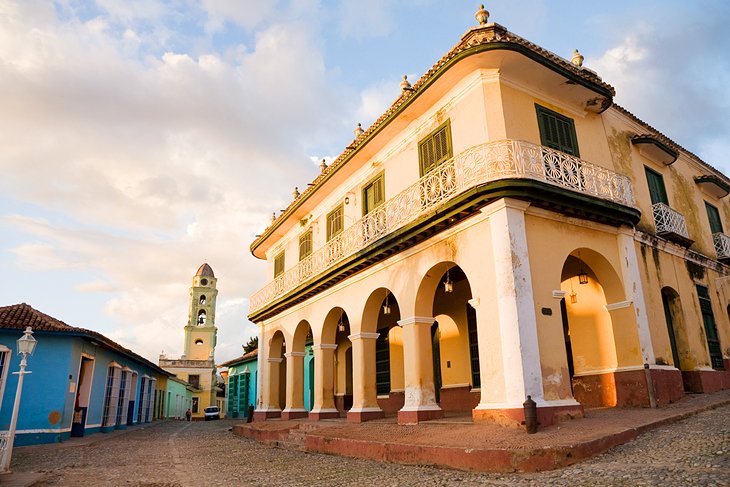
[233,397,730,473]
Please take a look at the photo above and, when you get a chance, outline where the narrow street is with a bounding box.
[11,405,729,487]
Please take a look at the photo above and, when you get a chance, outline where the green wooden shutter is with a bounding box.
[696,285,724,370]
[535,105,580,157]
[705,202,723,234]
[363,174,385,215]
[326,204,343,241]
[644,167,669,205]
[299,229,312,260]
[227,375,238,417]
[375,331,390,395]
[418,121,453,176]
[274,252,285,278]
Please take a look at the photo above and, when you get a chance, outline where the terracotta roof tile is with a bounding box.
[0,303,170,376]
[218,349,258,368]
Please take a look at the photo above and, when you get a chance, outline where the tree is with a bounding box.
[242,336,258,354]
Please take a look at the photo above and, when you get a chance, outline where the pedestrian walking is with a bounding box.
[185,408,192,421]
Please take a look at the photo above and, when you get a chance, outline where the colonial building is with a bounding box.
[247,7,730,426]
[160,263,219,419]
[0,304,169,445]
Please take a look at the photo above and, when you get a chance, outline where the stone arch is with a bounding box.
[413,262,480,412]
[281,320,312,419]
[361,287,404,413]
[269,329,286,412]
[661,287,689,370]
[560,248,642,407]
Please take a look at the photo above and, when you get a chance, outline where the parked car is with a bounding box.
[204,406,220,420]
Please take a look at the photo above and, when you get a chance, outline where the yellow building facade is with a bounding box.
[248,8,730,426]
[160,263,218,418]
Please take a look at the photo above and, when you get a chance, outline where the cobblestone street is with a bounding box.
[10,405,729,487]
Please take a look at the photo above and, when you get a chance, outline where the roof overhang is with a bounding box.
[250,22,615,259]
[695,175,730,199]
[631,135,678,166]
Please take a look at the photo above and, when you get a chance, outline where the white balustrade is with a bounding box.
[652,202,689,240]
[250,139,636,313]
[713,232,730,259]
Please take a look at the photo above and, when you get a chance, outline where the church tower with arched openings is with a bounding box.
[159,263,220,419]
[183,263,218,361]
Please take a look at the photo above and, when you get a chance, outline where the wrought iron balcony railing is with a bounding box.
[713,232,730,260]
[652,203,689,240]
[249,139,636,313]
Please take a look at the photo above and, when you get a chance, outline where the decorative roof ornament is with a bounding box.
[400,74,412,92]
[571,49,584,67]
[475,4,489,25]
[320,158,328,172]
[293,187,300,198]
[354,123,364,137]
[271,212,276,223]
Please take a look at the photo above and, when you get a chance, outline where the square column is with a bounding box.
[309,344,339,420]
[397,316,443,424]
[473,199,546,422]
[281,352,308,420]
[254,356,283,421]
[347,332,384,423]
[617,228,656,364]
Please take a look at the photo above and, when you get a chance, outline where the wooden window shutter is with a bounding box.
[274,251,285,278]
[535,105,580,157]
[644,167,669,205]
[418,120,453,176]
[705,202,723,234]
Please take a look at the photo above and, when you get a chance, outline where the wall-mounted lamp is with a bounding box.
[577,251,588,285]
[444,269,453,293]
[337,310,345,332]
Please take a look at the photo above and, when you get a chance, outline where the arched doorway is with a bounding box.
[661,287,687,370]
[268,330,286,415]
[281,321,312,420]
[313,307,353,419]
[560,249,645,407]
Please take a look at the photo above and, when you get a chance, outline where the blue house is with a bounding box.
[0,303,171,445]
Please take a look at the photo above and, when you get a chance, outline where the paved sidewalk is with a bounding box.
[234,389,730,473]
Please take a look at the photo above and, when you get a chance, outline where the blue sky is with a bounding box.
[1,0,729,363]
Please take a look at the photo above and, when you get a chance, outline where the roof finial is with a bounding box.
[293,187,300,198]
[354,123,364,137]
[400,74,412,92]
[475,4,489,25]
[271,212,276,223]
[320,158,328,173]
[571,49,584,67]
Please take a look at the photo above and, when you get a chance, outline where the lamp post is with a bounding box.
[0,327,37,473]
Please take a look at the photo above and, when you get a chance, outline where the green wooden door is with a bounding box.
[696,285,724,369]
[706,202,724,234]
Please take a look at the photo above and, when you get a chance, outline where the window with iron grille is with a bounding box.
[418,120,453,176]
[362,173,385,215]
[115,370,128,426]
[535,105,580,156]
[327,204,344,241]
[102,365,121,427]
[188,374,200,389]
[466,304,481,388]
[0,349,8,404]
[274,251,285,278]
[375,330,390,395]
[299,229,312,260]
[696,285,724,369]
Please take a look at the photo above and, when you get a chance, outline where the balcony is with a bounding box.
[652,203,692,247]
[713,232,730,261]
[249,139,636,315]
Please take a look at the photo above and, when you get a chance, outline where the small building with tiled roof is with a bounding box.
[0,303,186,445]
[218,349,258,419]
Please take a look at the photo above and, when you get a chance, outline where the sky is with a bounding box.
[1,0,729,365]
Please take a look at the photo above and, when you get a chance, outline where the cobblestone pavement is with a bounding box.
[11,405,729,487]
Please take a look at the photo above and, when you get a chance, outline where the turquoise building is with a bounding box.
[221,345,315,419]
[0,304,171,445]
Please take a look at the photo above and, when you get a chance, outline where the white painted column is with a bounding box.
[398,316,441,413]
[617,227,656,364]
[256,325,263,410]
[476,198,544,409]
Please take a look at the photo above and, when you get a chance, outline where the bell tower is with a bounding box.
[183,263,218,360]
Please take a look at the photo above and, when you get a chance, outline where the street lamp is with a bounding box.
[0,327,37,473]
